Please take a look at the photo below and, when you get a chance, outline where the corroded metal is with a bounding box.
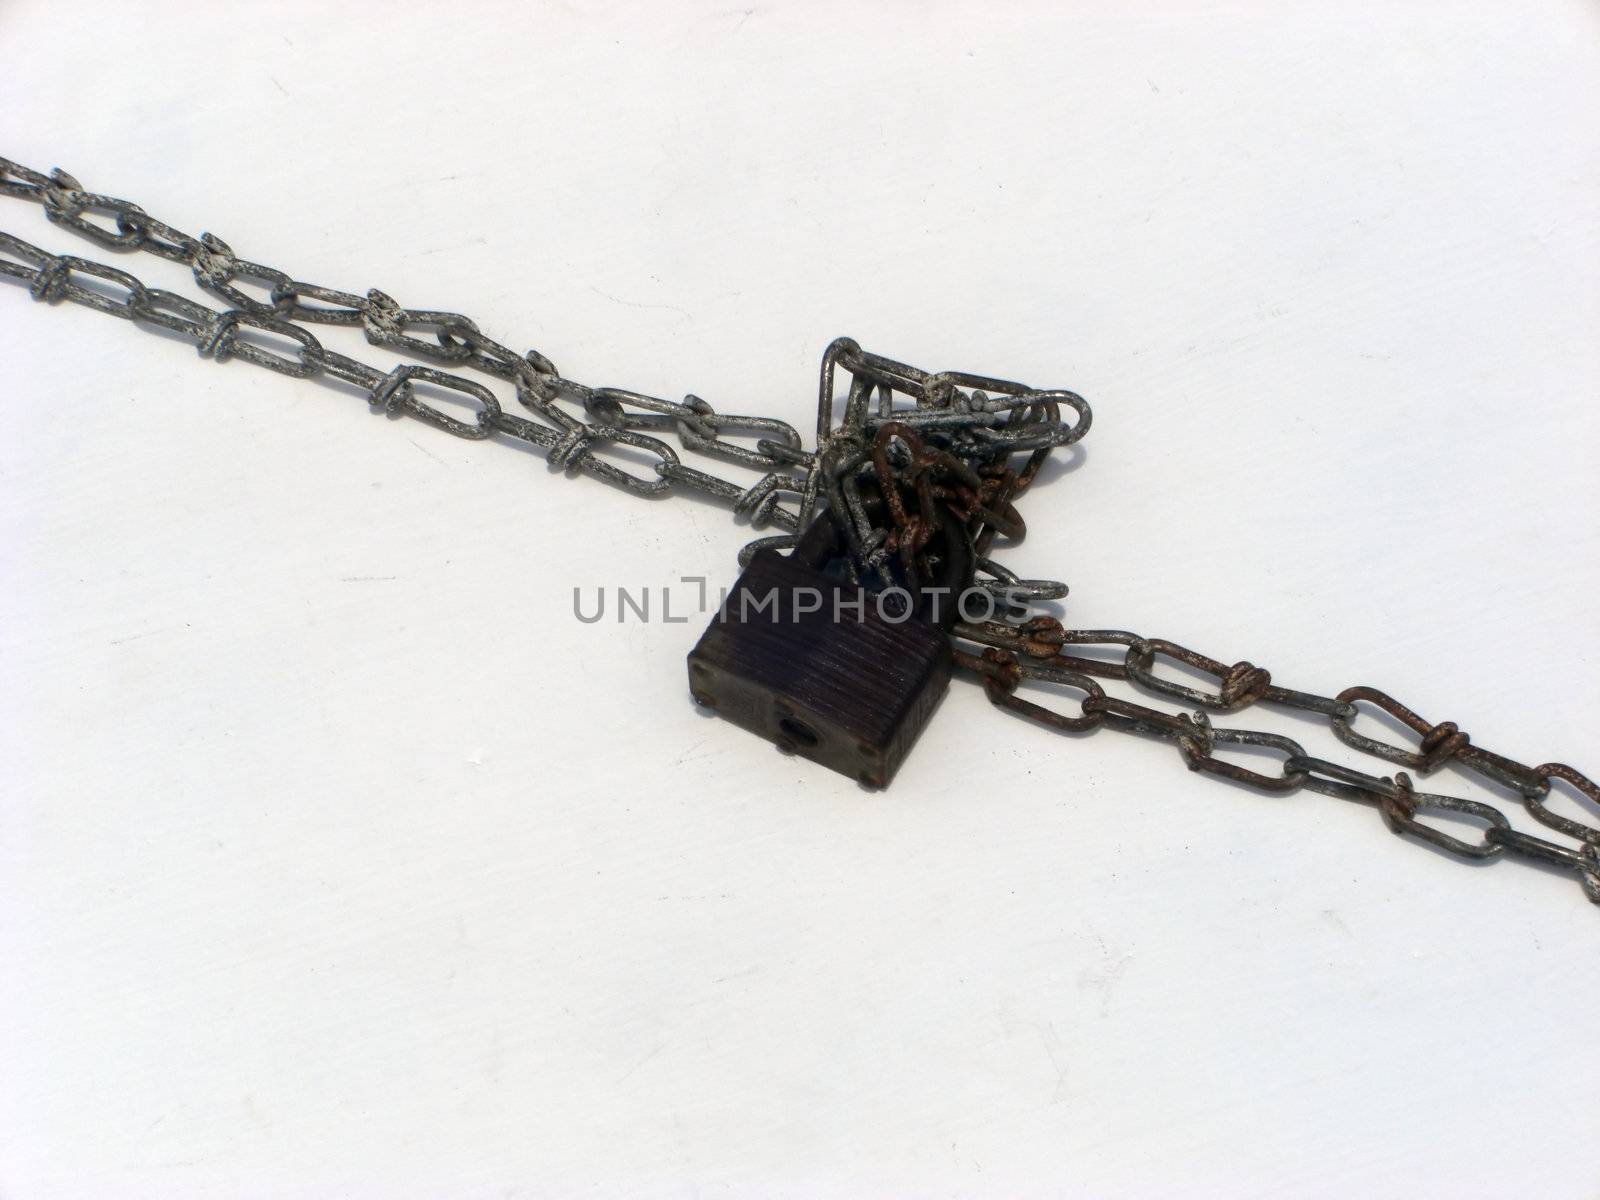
[2,155,1594,908]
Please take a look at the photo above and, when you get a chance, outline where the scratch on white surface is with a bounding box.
[672,738,709,768]
[1034,1021,1071,1103]
[110,624,186,645]
[407,437,448,465]
[419,236,488,256]
[588,285,691,319]
[617,1042,665,1084]
[1078,932,1134,1018]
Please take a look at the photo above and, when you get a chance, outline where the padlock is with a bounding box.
[686,504,968,787]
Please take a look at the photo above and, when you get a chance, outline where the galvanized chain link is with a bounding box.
[4,156,1593,909]
[952,619,1600,906]
[0,157,1087,596]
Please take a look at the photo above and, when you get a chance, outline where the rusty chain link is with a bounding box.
[953,618,1600,906]
[4,156,1594,910]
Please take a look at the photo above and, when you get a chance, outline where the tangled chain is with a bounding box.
[3,156,1595,909]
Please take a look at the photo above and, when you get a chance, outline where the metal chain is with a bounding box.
[952,619,1600,906]
[0,157,1087,599]
[4,156,1595,909]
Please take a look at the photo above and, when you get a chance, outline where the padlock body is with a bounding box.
[687,548,952,787]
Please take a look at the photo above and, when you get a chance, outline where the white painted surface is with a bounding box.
[2,2,1597,1196]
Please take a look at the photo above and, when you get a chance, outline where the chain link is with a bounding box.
[953,618,1600,906]
[0,157,1085,594]
[4,156,1594,910]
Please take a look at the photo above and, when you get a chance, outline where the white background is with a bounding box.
[3,2,1598,1196]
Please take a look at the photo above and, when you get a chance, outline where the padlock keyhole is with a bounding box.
[777,716,820,749]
